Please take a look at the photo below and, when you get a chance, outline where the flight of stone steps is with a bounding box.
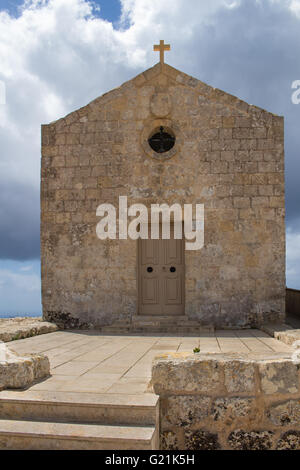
[98,315,214,335]
[0,391,159,450]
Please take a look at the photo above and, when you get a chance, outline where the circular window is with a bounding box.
[141,120,182,161]
[148,126,175,154]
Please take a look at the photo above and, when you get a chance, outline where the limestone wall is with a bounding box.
[152,352,300,450]
[41,62,285,328]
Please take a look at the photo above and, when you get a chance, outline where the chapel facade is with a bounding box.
[41,42,286,330]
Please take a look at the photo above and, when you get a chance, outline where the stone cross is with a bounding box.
[153,40,171,64]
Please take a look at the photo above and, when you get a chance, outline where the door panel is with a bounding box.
[141,277,159,305]
[138,227,185,316]
[165,277,182,304]
[141,239,159,266]
[165,239,182,265]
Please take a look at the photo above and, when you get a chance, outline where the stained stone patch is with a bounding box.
[259,361,299,394]
[163,396,210,426]
[224,361,256,393]
[268,400,300,426]
[212,397,254,423]
[185,430,220,450]
[161,431,179,450]
[228,430,274,450]
[277,431,300,450]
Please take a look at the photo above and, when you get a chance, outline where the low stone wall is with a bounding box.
[0,342,50,391]
[0,317,58,342]
[152,352,300,450]
[261,323,300,347]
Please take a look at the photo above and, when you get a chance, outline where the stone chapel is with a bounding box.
[41,41,286,330]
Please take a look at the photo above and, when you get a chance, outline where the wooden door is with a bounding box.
[138,228,185,316]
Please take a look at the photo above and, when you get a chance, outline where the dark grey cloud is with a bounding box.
[0,179,40,260]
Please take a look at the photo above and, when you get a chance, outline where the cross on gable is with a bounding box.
[153,40,171,64]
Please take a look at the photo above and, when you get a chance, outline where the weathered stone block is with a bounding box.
[228,430,274,450]
[277,431,300,450]
[162,396,210,426]
[259,361,299,395]
[161,431,179,450]
[185,430,220,450]
[268,400,300,426]
[224,361,256,394]
[0,343,50,391]
[212,397,255,423]
[152,354,222,395]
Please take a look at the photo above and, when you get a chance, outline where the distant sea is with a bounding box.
[0,313,41,319]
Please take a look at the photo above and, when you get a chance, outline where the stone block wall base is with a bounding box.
[152,351,300,450]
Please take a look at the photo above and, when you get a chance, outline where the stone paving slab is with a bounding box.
[0,317,58,342]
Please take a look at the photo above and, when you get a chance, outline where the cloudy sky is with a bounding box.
[0,0,299,315]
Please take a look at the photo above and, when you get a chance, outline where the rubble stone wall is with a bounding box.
[152,352,300,450]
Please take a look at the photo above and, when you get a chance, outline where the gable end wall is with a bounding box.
[41,64,285,329]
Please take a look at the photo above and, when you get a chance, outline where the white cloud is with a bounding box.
[0,266,41,315]
[0,268,39,292]
[0,258,42,314]
[289,0,300,16]
[19,265,33,271]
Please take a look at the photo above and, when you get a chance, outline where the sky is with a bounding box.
[0,0,300,315]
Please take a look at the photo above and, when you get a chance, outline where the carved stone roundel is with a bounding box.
[150,93,172,117]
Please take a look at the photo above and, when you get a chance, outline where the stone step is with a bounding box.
[0,419,157,450]
[100,325,213,335]
[132,326,209,332]
[132,323,210,329]
[132,316,210,326]
[0,391,158,426]
[134,321,191,325]
[132,315,189,322]
[99,316,214,335]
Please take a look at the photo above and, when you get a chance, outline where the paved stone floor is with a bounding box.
[2,329,292,397]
